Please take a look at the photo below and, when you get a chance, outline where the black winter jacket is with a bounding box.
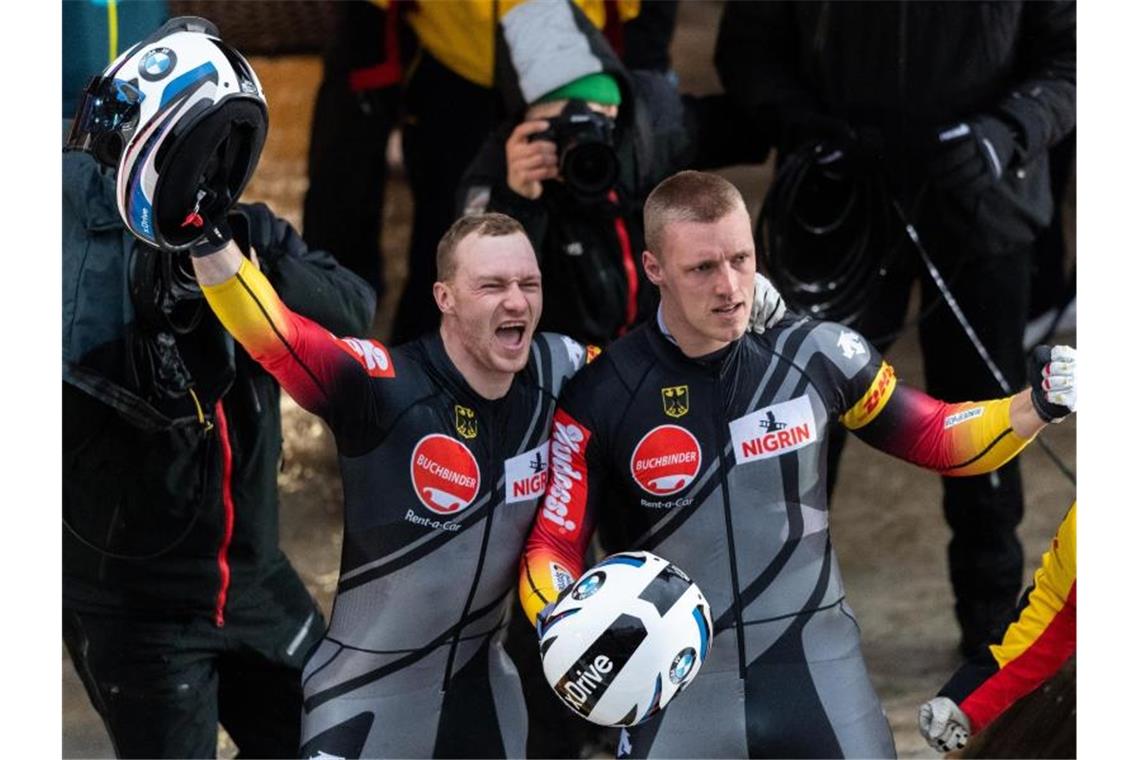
[460,1,764,345]
[716,0,1076,251]
[63,151,376,621]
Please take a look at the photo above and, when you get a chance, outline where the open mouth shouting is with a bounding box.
[495,320,529,351]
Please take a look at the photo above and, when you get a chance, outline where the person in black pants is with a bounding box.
[715,1,1076,657]
[63,20,376,754]
[302,1,398,301]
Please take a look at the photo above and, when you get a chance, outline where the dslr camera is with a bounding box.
[529,99,618,198]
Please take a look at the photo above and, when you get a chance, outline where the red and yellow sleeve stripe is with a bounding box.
[519,408,597,625]
[960,505,1077,731]
[845,365,1034,477]
[202,258,381,420]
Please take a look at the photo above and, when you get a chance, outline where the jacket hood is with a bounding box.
[495,0,634,122]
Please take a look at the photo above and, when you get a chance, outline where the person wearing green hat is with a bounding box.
[460,0,765,348]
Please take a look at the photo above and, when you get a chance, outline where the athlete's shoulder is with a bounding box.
[758,315,877,379]
[573,325,658,389]
[553,329,653,419]
[529,332,600,394]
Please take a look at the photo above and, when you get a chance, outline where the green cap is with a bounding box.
[535,72,622,106]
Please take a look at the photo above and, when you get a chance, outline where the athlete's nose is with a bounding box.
[712,261,736,298]
[503,281,528,313]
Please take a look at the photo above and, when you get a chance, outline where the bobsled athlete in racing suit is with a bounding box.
[519,172,1077,758]
[187,212,583,758]
[190,207,789,757]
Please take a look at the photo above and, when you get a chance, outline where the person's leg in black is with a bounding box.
[916,245,1032,658]
[63,609,220,759]
[390,51,500,343]
[303,1,396,299]
[215,568,326,758]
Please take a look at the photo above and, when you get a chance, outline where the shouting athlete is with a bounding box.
[191,212,583,757]
[192,202,787,756]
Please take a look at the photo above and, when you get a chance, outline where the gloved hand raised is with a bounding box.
[918,696,971,753]
[749,272,786,335]
[928,115,1017,198]
[1028,345,1077,423]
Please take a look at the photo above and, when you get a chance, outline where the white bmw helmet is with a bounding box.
[538,551,713,726]
[66,17,267,250]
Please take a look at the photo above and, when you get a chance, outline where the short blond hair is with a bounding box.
[643,171,746,254]
[437,213,526,281]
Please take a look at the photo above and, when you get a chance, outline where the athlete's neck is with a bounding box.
[657,302,732,359]
[439,323,514,400]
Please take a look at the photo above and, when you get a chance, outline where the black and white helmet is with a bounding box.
[538,551,713,726]
[66,16,267,250]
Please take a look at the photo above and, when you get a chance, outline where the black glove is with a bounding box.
[927,114,1017,198]
[1027,344,1077,423]
[781,108,885,169]
[188,216,233,258]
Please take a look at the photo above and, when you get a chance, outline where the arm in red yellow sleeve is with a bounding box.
[198,252,392,437]
[951,505,1077,732]
[842,361,1041,476]
[519,407,601,625]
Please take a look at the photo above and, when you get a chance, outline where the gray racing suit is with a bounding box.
[198,254,587,757]
[521,312,1036,757]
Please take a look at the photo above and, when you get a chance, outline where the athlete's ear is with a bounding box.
[433,281,455,314]
[642,250,664,286]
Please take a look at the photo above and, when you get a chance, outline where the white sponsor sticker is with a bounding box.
[729,396,818,465]
[560,335,585,369]
[943,407,984,429]
[837,330,867,360]
[550,561,574,592]
[505,441,551,504]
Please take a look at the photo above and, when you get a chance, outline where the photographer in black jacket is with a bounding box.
[62,18,375,757]
[716,1,1076,657]
[460,0,764,347]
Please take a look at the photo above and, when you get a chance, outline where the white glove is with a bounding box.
[918,696,971,753]
[750,272,786,335]
[1029,344,1076,422]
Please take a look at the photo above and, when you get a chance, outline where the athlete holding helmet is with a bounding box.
[520,170,1076,758]
[66,18,791,757]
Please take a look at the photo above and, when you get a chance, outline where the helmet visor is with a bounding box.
[65,75,144,167]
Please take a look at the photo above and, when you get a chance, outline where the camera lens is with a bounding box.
[563,141,619,198]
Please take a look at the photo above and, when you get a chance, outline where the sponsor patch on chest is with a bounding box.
[629,425,702,496]
[409,434,480,515]
[505,441,551,503]
[729,395,818,464]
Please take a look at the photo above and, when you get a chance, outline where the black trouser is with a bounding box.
[828,224,1031,652]
[303,1,396,300]
[64,578,324,758]
[390,50,501,343]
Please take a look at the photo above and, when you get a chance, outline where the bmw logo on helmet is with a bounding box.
[669,648,696,685]
[572,572,606,600]
[538,551,714,726]
[140,47,177,81]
